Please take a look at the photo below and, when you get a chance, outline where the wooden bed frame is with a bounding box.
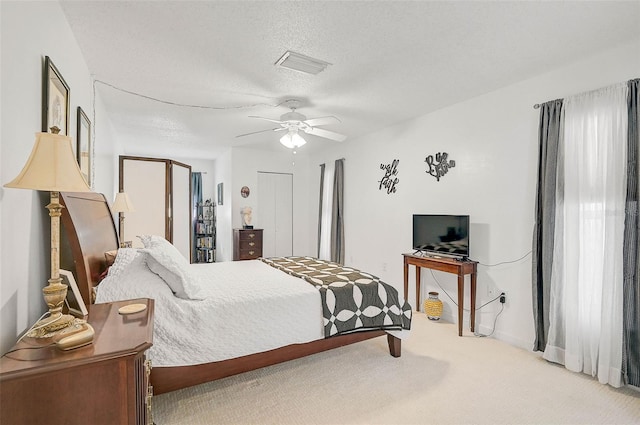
[59,191,401,395]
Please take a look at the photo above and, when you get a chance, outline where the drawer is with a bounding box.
[237,230,262,242]
[238,237,262,250]
[238,248,261,260]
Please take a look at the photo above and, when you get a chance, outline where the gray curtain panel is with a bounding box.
[191,172,203,261]
[623,78,639,386]
[331,159,345,264]
[532,99,563,352]
[317,164,325,258]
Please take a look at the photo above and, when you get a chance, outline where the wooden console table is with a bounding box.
[403,254,477,336]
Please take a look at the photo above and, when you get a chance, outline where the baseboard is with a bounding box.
[435,311,533,351]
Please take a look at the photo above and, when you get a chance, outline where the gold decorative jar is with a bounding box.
[424,291,443,320]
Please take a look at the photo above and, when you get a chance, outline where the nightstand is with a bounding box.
[0,298,154,425]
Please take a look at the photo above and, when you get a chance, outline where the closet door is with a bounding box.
[171,162,192,260]
[121,158,167,248]
[258,172,293,257]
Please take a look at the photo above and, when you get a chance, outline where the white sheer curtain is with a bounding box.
[543,83,628,387]
[318,162,335,261]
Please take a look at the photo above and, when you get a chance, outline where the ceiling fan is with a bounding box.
[236,99,347,148]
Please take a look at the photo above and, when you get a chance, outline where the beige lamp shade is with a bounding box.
[112,192,135,213]
[4,132,91,192]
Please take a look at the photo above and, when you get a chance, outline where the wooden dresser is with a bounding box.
[233,228,263,260]
[0,298,154,425]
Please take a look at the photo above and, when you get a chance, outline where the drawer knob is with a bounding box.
[249,233,255,238]
[249,250,255,255]
[249,241,255,247]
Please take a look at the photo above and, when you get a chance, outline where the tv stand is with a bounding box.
[403,253,477,336]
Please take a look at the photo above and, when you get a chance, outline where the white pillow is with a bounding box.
[107,248,145,278]
[139,235,202,300]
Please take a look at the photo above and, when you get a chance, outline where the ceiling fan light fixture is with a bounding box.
[280,130,307,149]
[275,50,331,75]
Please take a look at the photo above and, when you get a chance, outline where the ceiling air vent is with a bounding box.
[275,50,331,75]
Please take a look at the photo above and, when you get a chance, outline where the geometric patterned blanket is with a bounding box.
[260,256,412,337]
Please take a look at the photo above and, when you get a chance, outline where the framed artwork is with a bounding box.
[217,182,224,205]
[241,186,250,198]
[42,56,70,135]
[61,269,88,318]
[76,107,92,187]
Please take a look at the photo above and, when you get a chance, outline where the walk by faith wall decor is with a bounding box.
[425,152,455,181]
[379,159,399,194]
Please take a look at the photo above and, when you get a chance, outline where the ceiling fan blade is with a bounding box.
[248,116,285,125]
[303,127,347,142]
[303,116,341,127]
[235,127,286,138]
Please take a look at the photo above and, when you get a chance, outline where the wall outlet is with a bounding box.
[500,292,506,304]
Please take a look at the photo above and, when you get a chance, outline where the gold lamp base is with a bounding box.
[27,313,75,338]
[27,278,75,338]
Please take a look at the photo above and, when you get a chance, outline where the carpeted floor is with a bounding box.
[152,314,640,424]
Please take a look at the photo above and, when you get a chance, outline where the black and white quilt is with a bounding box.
[261,256,412,337]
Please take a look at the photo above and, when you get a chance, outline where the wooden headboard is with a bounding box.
[60,192,119,307]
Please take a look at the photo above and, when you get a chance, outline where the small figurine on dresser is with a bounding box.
[241,206,253,229]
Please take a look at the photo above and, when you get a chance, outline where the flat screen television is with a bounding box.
[412,214,470,259]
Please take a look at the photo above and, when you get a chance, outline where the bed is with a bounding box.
[59,191,411,394]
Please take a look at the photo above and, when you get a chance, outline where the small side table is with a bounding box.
[403,254,477,336]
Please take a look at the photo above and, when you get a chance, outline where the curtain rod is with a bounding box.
[318,158,346,166]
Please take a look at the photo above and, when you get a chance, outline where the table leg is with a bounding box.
[457,273,464,336]
[470,268,477,332]
[416,266,421,312]
[403,261,409,302]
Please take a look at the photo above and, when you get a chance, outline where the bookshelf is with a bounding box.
[194,201,216,263]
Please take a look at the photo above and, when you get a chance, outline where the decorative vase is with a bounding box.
[424,291,443,321]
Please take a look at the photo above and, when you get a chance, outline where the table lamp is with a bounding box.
[4,129,91,335]
[112,191,135,247]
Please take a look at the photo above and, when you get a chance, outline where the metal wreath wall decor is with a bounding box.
[425,152,455,181]
[379,159,399,194]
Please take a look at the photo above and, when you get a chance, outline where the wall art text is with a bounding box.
[425,152,455,182]
[379,159,399,194]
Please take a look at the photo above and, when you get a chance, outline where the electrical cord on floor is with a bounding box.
[429,269,501,312]
[428,269,504,338]
[474,303,504,338]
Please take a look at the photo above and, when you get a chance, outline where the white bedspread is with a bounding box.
[96,257,324,367]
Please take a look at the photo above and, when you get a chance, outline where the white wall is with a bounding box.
[0,2,116,354]
[213,148,233,261]
[310,40,640,350]
[224,146,312,261]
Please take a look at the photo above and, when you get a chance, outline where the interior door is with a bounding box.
[171,162,192,261]
[258,172,293,257]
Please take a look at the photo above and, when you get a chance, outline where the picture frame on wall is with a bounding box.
[60,269,88,318]
[42,56,70,135]
[217,182,224,205]
[76,107,92,187]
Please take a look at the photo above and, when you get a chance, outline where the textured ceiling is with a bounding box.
[60,1,640,159]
